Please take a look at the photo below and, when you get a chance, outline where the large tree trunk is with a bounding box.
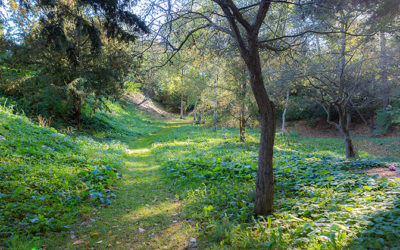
[246,40,276,216]
[281,90,289,136]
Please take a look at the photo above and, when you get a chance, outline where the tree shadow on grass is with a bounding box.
[345,198,400,249]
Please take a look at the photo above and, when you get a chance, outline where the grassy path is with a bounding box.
[48,122,197,249]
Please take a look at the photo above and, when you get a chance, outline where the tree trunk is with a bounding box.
[338,107,356,159]
[72,93,82,128]
[196,113,201,124]
[380,31,390,107]
[202,109,205,124]
[245,40,276,216]
[344,134,356,159]
[239,111,246,142]
[180,69,184,119]
[213,75,218,132]
[193,103,196,121]
[180,91,184,119]
[239,74,247,142]
[281,90,289,136]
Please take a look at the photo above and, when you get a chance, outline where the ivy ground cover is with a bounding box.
[154,125,400,249]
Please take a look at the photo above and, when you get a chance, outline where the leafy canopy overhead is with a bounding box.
[11,0,148,51]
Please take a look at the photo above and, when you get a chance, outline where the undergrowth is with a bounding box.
[154,126,400,249]
[0,101,162,246]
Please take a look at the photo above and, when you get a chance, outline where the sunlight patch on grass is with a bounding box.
[126,148,151,154]
[121,200,182,222]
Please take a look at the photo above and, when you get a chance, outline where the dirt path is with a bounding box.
[49,123,197,249]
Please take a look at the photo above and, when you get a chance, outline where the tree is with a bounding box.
[3,0,147,126]
[142,0,394,215]
[222,56,255,142]
[151,0,300,215]
[303,5,372,158]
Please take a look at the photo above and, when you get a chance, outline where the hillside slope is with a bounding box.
[0,100,166,247]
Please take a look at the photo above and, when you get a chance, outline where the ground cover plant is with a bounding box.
[0,101,163,246]
[153,126,400,249]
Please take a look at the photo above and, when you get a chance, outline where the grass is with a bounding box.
[43,123,199,249]
[1,99,400,249]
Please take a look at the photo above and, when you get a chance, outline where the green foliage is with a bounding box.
[0,1,145,125]
[0,100,162,244]
[81,101,162,142]
[280,95,326,123]
[0,105,124,240]
[376,105,400,134]
[153,126,400,249]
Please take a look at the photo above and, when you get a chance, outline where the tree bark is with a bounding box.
[245,38,276,216]
[281,90,289,136]
[202,109,205,124]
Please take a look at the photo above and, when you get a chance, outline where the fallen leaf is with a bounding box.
[166,228,172,232]
[139,228,146,233]
[91,232,99,237]
[96,240,103,244]
[72,240,84,245]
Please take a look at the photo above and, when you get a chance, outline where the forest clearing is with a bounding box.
[0,0,399,249]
